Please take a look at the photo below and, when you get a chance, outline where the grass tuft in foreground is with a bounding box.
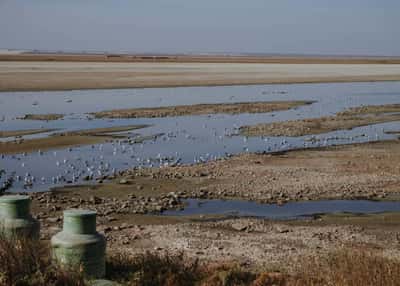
[107,251,201,286]
[291,248,400,286]
[1,233,400,286]
[0,234,85,286]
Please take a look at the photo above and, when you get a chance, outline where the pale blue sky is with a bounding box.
[0,0,399,56]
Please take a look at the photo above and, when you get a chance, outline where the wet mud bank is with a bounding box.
[92,100,314,119]
[241,104,400,137]
[0,124,149,154]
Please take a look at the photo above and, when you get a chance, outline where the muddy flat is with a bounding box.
[104,215,400,271]
[241,104,400,137]
[28,139,400,270]
[114,139,400,203]
[0,125,147,154]
[33,200,400,272]
[92,100,313,118]
[0,128,55,138]
[36,139,400,217]
[17,113,64,121]
[1,61,400,91]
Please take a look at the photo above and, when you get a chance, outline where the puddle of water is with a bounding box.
[1,81,400,192]
[164,199,400,219]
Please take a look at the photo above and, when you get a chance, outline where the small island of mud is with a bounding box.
[18,113,64,121]
[0,128,56,138]
[240,104,400,137]
[92,100,314,118]
[0,124,149,154]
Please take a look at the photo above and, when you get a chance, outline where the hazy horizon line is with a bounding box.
[1,47,399,59]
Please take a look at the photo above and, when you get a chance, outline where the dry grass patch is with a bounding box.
[106,251,201,286]
[1,234,399,286]
[291,248,400,286]
[0,234,85,286]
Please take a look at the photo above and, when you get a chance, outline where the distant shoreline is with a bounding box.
[1,54,400,92]
[1,52,400,64]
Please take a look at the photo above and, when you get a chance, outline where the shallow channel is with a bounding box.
[163,199,400,219]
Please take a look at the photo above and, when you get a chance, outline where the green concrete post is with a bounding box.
[0,195,39,239]
[51,209,106,279]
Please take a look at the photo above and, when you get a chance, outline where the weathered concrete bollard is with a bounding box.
[0,195,39,238]
[51,209,106,278]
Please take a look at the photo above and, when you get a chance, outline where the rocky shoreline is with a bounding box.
[16,138,399,233]
[4,138,399,271]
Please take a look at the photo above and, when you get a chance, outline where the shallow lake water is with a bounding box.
[1,82,400,194]
[164,199,400,219]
